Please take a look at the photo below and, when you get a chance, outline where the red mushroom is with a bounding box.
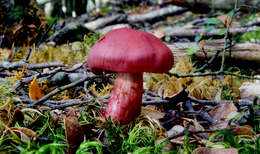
[87,28,174,124]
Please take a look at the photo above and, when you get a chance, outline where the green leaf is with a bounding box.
[195,35,202,42]
[187,44,199,55]
[205,18,222,25]
[218,28,228,35]
[164,36,171,42]
[205,26,215,34]
[100,7,111,14]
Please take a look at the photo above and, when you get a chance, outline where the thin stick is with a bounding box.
[29,75,99,107]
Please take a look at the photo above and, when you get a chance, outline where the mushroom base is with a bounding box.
[103,72,143,124]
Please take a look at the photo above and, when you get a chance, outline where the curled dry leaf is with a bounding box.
[2,127,37,139]
[29,76,44,101]
[64,115,84,154]
[194,147,238,154]
[8,108,24,126]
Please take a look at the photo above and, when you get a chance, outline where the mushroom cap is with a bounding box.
[87,28,174,73]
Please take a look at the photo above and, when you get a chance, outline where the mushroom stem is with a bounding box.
[104,72,143,124]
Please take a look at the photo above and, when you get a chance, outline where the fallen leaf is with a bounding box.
[29,76,44,101]
[194,147,238,154]
[153,27,165,39]
[231,125,254,136]
[209,103,238,121]
[3,127,37,139]
[8,108,24,126]
[141,106,165,120]
[190,119,209,139]
[167,125,184,137]
[64,115,84,154]
[239,82,260,100]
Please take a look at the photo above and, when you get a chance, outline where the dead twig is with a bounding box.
[20,97,93,110]
[0,61,64,70]
[28,74,100,107]
[167,128,232,141]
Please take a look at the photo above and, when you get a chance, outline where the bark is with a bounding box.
[170,0,260,10]
[165,26,259,37]
[84,14,121,30]
[166,40,260,63]
[127,5,186,22]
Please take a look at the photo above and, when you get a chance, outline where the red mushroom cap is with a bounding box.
[87,28,174,73]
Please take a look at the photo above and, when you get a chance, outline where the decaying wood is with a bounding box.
[48,5,186,43]
[167,40,260,63]
[165,26,259,37]
[170,0,260,10]
[127,5,186,22]
[0,61,64,70]
[47,21,88,43]
[95,24,130,34]
[243,17,260,27]
[84,14,121,30]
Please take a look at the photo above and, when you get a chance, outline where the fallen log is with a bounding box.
[170,0,260,11]
[167,40,260,63]
[84,14,121,30]
[165,26,259,37]
[127,5,186,22]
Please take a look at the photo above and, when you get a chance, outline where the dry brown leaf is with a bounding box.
[153,27,165,39]
[29,76,44,101]
[190,119,209,139]
[8,108,24,126]
[141,106,165,120]
[193,147,238,154]
[167,125,184,137]
[239,82,260,100]
[232,125,254,136]
[3,127,37,138]
[209,103,237,121]
[216,15,234,28]
[64,115,84,154]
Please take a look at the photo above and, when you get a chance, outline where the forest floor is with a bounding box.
[0,0,260,153]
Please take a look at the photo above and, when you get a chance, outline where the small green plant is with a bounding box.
[239,29,260,43]
[242,13,260,23]
[83,32,101,51]
[102,118,172,154]
[78,99,102,124]
[239,13,260,43]
[221,85,239,100]
[249,102,260,133]
[103,119,127,153]
[182,129,194,154]
[207,130,260,153]
[121,124,157,152]
[76,141,103,154]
